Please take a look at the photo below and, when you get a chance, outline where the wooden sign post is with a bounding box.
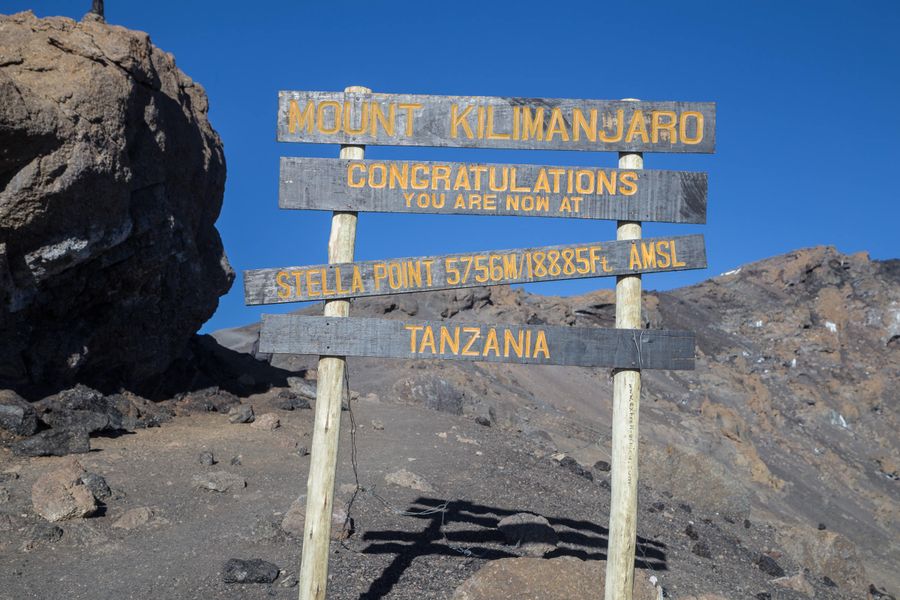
[295,86,369,600]
[250,88,714,600]
[605,128,645,600]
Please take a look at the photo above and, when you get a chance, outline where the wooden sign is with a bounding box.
[279,158,707,224]
[244,234,706,306]
[259,315,695,370]
[277,91,716,153]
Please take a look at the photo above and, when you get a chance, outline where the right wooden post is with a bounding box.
[605,132,644,600]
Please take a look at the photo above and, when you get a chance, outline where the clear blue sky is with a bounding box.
[10,1,900,332]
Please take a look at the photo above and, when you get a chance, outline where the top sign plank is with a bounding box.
[277,91,716,154]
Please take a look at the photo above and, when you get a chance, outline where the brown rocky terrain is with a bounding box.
[1,246,897,599]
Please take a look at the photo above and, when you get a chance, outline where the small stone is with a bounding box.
[593,460,611,472]
[286,377,317,400]
[274,390,310,411]
[31,460,97,522]
[79,472,111,501]
[474,416,491,427]
[228,405,254,424]
[691,541,712,559]
[558,456,593,481]
[279,574,298,588]
[817,522,826,530]
[250,413,280,431]
[280,498,306,537]
[371,419,385,431]
[192,471,246,493]
[112,507,154,529]
[12,429,90,457]
[222,558,279,584]
[679,503,693,513]
[647,501,665,513]
[199,451,216,466]
[755,593,771,600]
[822,576,837,587]
[685,524,700,540]
[230,455,242,466]
[744,519,752,529]
[296,446,309,457]
[497,513,558,557]
[385,469,435,493]
[754,553,785,577]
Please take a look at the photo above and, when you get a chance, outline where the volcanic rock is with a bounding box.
[496,512,558,557]
[250,413,279,431]
[451,556,658,600]
[221,558,279,584]
[12,428,90,456]
[0,389,37,435]
[227,404,254,424]
[0,11,233,390]
[79,472,111,500]
[385,469,435,493]
[31,459,97,521]
[112,507,154,530]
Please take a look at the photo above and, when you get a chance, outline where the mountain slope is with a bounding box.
[215,246,899,594]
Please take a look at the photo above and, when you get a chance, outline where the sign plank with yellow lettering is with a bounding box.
[280,158,707,224]
[243,234,706,306]
[277,91,716,153]
[259,315,695,370]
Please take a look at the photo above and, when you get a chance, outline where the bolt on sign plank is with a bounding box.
[279,158,707,224]
[244,234,706,306]
[259,315,695,370]
[277,91,716,153]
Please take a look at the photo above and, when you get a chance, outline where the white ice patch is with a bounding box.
[790,358,797,368]
[720,268,742,276]
[751,320,764,328]
[825,321,838,333]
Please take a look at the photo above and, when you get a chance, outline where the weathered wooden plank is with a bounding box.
[243,234,706,306]
[258,315,695,370]
[277,91,716,153]
[279,158,707,224]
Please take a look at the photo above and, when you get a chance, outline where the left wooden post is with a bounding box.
[297,85,370,600]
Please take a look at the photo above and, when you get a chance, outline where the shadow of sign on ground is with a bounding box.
[357,497,667,599]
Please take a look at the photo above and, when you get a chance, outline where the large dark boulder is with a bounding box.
[0,12,233,391]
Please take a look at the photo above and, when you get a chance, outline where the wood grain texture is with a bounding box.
[605,145,644,600]
[258,315,695,370]
[277,91,716,153]
[244,234,706,306]
[279,157,707,224]
[296,85,368,600]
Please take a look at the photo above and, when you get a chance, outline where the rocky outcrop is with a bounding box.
[0,11,233,391]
